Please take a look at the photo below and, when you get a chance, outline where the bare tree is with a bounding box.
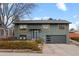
[0,3,36,37]
[69,28,75,32]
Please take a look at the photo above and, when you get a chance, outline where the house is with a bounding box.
[13,18,70,43]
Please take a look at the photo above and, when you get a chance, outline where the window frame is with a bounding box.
[58,24,65,29]
[19,25,27,29]
[42,25,49,29]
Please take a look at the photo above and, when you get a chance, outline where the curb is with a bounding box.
[0,49,42,53]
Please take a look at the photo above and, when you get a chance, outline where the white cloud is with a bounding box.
[33,17,41,20]
[56,3,67,11]
[42,17,50,20]
[69,15,79,30]
[33,17,50,20]
[69,21,79,30]
[22,17,50,20]
[75,21,79,25]
[73,15,79,18]
[69,24,76,30]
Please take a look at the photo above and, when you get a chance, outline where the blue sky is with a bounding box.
[25,3,79,29]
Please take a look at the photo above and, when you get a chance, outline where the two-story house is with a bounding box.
[13,19,70,43]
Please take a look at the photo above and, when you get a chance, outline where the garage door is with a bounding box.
[46,35,66,43]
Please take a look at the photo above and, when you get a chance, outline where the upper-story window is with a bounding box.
[20,25,27,29]
[43,25,49,29]
[59,24,65,29]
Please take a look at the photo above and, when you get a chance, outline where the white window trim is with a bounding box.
[20,25,27,29]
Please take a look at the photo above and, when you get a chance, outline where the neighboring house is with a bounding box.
[75,30,79,33]
[69,28,79,38]
[13,19,70,43]
[69,29,79,38]
[69,32,79,38]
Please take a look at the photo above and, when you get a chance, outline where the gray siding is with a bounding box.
[14,23,69,43]
[40,24,69,43]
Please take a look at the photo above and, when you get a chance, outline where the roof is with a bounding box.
[14,19,71,24]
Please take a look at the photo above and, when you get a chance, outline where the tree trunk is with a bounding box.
[4,29,8,38]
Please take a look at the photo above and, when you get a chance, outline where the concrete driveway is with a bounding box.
[43,44,79,56]
[0,44,79,56]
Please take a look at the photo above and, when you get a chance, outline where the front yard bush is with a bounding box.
[35,38,43,44]
[0,41,41,51]
[0,37,15,41]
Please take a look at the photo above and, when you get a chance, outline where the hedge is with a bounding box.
[35,39,43,44]
[0,41,41,51]
[71,37,79,42]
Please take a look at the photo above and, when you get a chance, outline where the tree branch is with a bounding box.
[0,3,36,28]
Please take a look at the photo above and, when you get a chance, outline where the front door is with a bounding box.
[30,29,40,39]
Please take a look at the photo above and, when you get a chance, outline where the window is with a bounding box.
[59,24,65,29]
[20,25,27,29]
[43,25,49,29]
[19,35,27,39]
[20,29,26,33]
